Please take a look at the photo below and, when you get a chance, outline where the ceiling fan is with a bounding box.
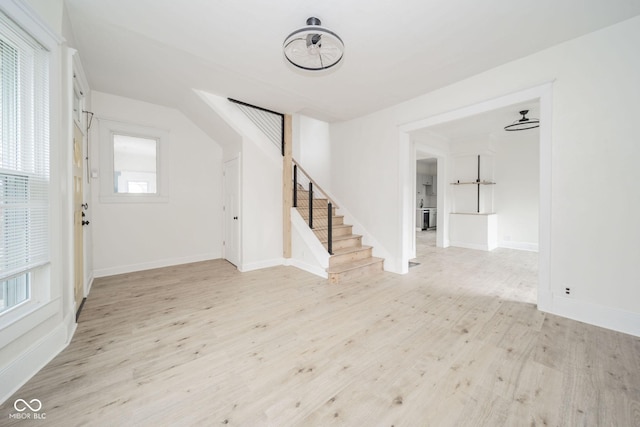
[504,110,540,131]
[283,17,344,71]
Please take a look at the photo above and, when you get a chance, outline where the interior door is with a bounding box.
[223,157,240,267]
[73,122,84,312]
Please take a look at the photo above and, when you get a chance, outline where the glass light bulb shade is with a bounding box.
[283,26,344,71]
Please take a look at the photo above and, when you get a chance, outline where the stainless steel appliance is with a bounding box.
[422,208,437,230]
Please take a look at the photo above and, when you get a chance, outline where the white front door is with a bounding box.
[223,157,240,267]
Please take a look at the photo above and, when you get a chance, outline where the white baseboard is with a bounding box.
[498,240,539,252]
[540,293,640,337]
[285,258,328,279]
[85,274,94,296]
[449,241,493,251]
[64,310,77,343]
[93,253,219,278]
[0,316,72,404]
[239,258,285,273]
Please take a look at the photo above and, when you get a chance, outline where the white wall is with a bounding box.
[181,90,242,163]
[240,136,283,270]
[330,16,640,335]
[195,92,284,272]
[330,116,399,266]
[91,92,223,276]
[289,208,329,278]
[450,153,495,214]
[415,129,537,251]
[25,0,62,33]
[294,115,331,190]
[494,131,539,250]
[416,161,437,175]
[446,133,538,250]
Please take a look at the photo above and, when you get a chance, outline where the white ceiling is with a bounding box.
[418,101,540,142]
[414,100,540,161]
[64,0,640,122]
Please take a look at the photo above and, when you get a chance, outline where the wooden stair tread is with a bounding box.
[327,257,384,274]
[312,224,351,232]
[320,233,361,244]
[292,188,382,282]
[331,245,373,256]
[296,210,339,216]
[297,214,337,220]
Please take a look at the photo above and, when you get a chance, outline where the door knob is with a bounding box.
[82,220,90,226]
[233,216,238,220]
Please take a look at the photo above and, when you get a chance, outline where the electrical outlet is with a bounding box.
[565,287,571,296]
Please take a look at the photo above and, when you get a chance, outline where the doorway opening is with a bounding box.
[398,83,552,309]
[415,156,439,251]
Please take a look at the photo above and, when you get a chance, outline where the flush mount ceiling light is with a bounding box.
[283,17,344,71]
[504,110,540,131]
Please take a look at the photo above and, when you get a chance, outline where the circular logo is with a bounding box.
[14,399,42,412]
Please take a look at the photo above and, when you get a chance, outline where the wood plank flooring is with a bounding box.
[2,231,639,426]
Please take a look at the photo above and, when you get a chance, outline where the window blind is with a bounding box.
[0,11,50,283]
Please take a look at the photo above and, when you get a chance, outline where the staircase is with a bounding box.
[226,100,383,284]
[295,188,384,284]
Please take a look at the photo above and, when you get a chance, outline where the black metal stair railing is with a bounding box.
[223,100,335,255]
[228,98,285,156]
[292,160,337,255]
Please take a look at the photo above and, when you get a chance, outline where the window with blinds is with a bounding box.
[0,12,50,314]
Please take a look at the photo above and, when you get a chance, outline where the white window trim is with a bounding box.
[98,119,169,203]
[0,0,60,329]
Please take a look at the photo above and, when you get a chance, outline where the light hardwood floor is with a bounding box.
[3,231,639,426]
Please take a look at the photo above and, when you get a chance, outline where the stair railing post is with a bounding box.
[328,202,333,255]
[293,164,298,208]
[281,115,285,157]
[308,182,313,229]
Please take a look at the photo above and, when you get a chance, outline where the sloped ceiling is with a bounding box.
[64,0,640,122]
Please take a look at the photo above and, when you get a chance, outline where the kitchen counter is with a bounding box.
[449,213,497,251]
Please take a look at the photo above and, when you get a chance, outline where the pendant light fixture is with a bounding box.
[504,110,539,131]
[283,17,344,71]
